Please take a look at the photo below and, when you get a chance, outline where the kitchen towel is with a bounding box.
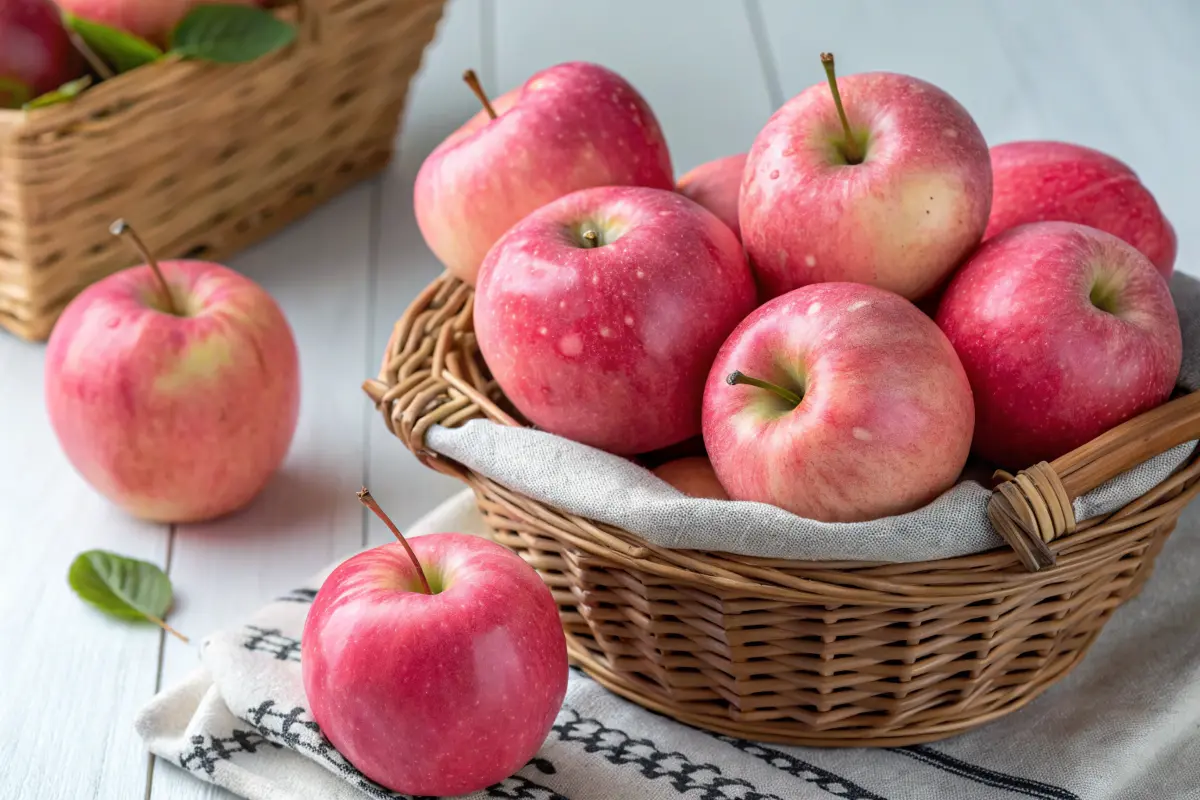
[136,486,1200,800]
[424,271,1200,563]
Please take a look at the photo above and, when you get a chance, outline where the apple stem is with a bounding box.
[358,488,433,595]
[109,219,180,316]
[462,69,497,120]
[819,52,863,165]
[727,370,803,407]
[582,229,600,249]
[66,27,115,80]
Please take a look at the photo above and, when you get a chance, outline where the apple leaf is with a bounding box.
[169,5,298,63]
[23,76,94,110]
[0,77,34,109]
[63,13,164,74]
[68,550,186,640]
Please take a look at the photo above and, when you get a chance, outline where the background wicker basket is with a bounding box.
[366,271,1200,747]
[0,0,445,341]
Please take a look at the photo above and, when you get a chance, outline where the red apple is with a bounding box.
[985,140,1177,280]
[302,491,568,798]
[0,0,84,108]
[652,456,729,499]
[44,221,299,523]
[676,153,746,241]
[740,54,992,302]
[415,62,675,286]
[936,221,1181,469]
[55,0,263,45]
[475,185,757,456]
[702,282,974,522]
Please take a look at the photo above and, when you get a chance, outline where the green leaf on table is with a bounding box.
[169,4,298,63]
[68,550,188,641]
[63,13,164,74]
[23,76,94,110]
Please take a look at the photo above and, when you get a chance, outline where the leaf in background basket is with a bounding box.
[68,550,188,641]
[0,77,33,109]
[169,4,298,63]
[63,13,164,74]
[22,76,94,110]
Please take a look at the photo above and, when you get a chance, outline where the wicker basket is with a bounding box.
[365,272,1200,747]
[0,0,445,341]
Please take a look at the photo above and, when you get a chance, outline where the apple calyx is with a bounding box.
[727,370,803,408]
[819,52,864,165]
[582,229,601,248]
[109,219,181,316]
[462,69,498,120]
[357,487,434,595]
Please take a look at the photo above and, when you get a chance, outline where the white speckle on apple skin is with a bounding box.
[600,327,613,338]
[635,270,645,279]
[807,302,822,315]
[591,274,599,286]
[847,300,870,312]
[805,254,817,267]
[559,334,583,356]
[624,315,634,326]
[853,427,873,441]
[943,128,959,138]
[538,327,547,335]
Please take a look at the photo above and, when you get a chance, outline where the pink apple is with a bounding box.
[415,61,675,286]
[702,282,974,522]
[0,0,84,107]
[302,521,568,797]
[986,140,1177,279]
[740,55,992,302]
[676,153,746,241]
[475,185,757,455]
[652,456,729,499]
[44,222,299,523]
[56,0,263,45]
[936,221,1181,469]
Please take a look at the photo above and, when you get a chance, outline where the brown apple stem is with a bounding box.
[727,370,803,407]
[66,28,116,80]
[582,229,600,248]
[109,220,180,316]
[146,613,190,643]
[462,69,498,120]
[358,488,433,595]
[820,52,863,165]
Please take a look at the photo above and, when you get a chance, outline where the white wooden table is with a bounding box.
[2,2,1197,797]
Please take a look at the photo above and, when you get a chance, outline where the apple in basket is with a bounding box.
[702,282,974,521]
[414,61,675,285]
[676,153,747,241]
[302,490,568,798]
[936,221,1182,469]
[740,53,992,302]
[984,140,1177,279]
[44,221,300,523]
[0,0,84,108]
[474,184,758,456]
[55,0,265,44]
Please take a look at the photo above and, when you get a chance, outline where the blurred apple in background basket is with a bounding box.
[55,0,265,44]
[652,456,729,500]
[702,282,975,522]
[44,221,300,523]
[0,0,84,107]
[676,152,746,241]
[936,221,1182,469]
[985,140,1177,280]
[414,61,675,286]
[474,185,757,456]
[740,53,992,302]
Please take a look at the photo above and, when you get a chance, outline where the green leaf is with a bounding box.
[169,5,298,63]
[63,13,164,74]
[23,76,94,110]
[68,550,186,641]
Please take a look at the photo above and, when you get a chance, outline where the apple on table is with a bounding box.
[936,220,1182,469]
[985,140,1177,280]
[474,184,758,456]
[44,221,300,523]
[740,53,992,302]
[702,281,975,522]
[0,0,84,107]
[302,489,568,798]
[676,153,747,241]
[415,61,676,286]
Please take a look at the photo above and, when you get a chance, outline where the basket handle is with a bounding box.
[988,389,1200,571]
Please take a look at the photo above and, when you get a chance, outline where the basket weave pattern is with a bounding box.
[366,272,1200,746]
[0,0,445,341]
